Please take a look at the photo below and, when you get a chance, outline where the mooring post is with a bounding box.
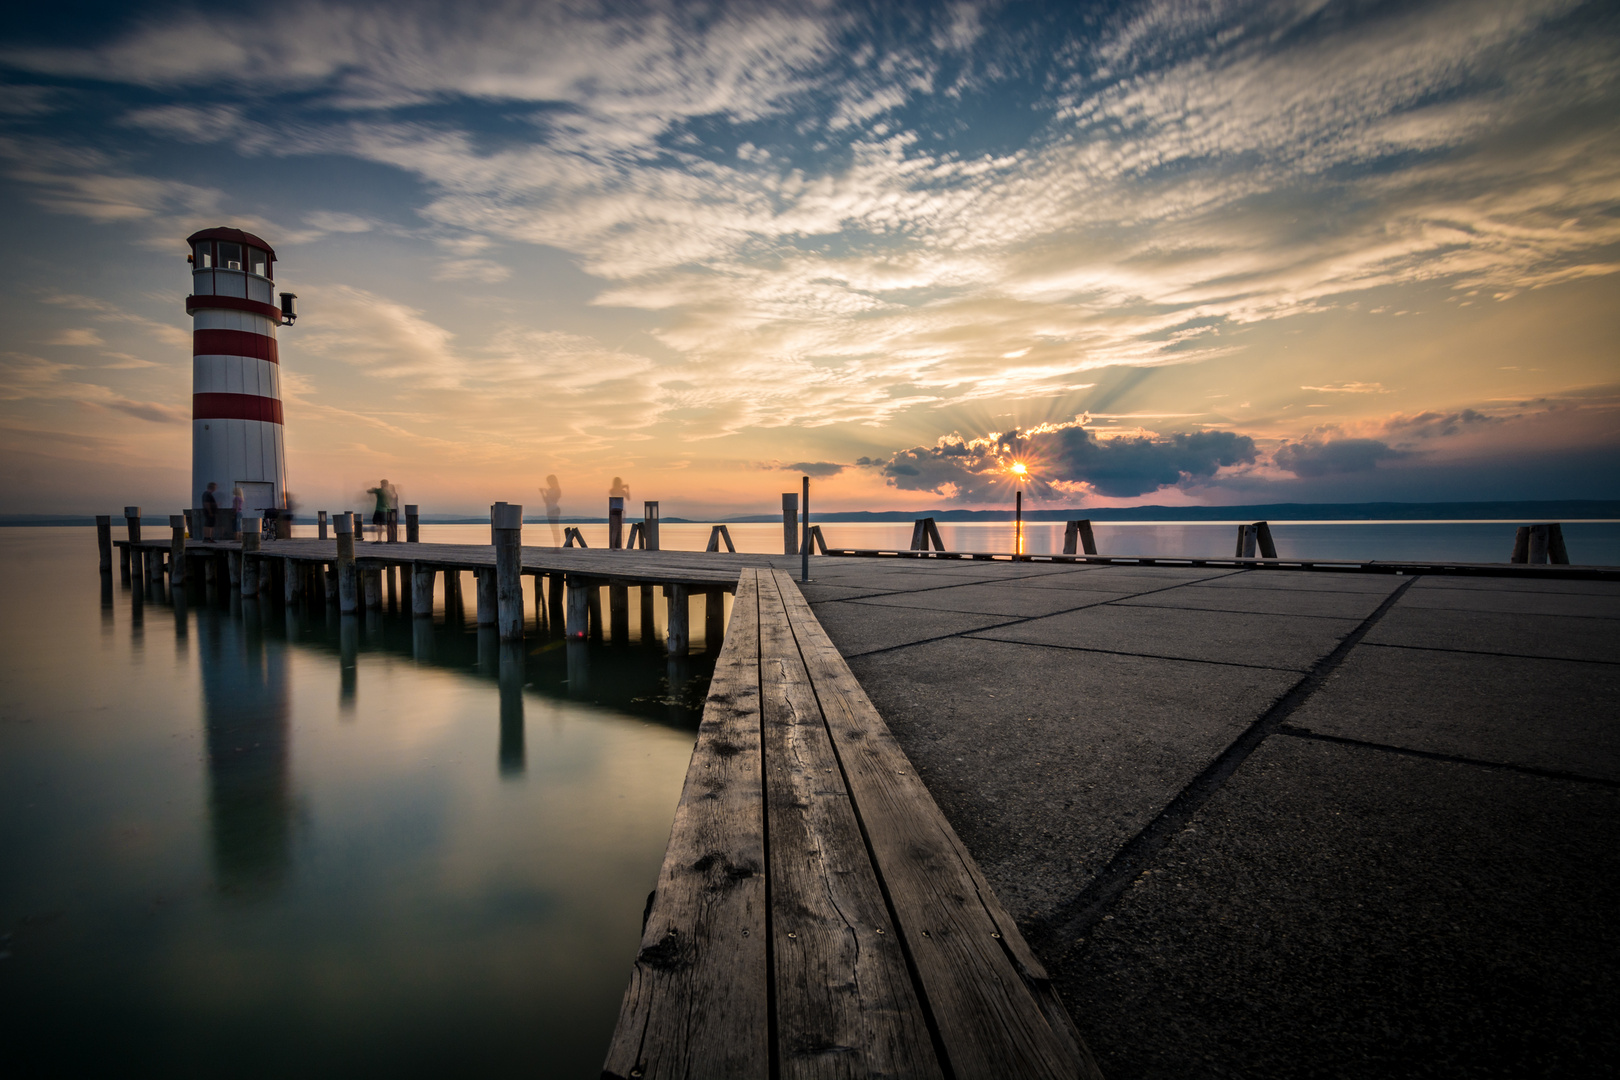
[317,510,328,539]
[284,557,299,603]
[666,583,689,656]
[548,571,566,633]
[783,492,799,555]
[493,502,524,641]
[705,590,725,650]
[1548,523,1571,565]
[240,517,261,596]
[149,541,166,585]
[608,496,625,549]
[1235,524,1253,558]
[97,515,112,571]
[476,569,497,626]
[386,508,399,543]
[566,576,589,639]
[125,506,142,546]
[643,501,660,551]
[1254,521,1279,559]
[1014,489,1023,561]
[405,504,420,543]
[335,514,358,614]
[609,584,629,642]
[169,516,187,587]
[1528,523,1551,565]
[801,475,810,581]
[123,506,142,581]
[640,585,656,643]
[411,564,435,616]
[1063,519,1098,555]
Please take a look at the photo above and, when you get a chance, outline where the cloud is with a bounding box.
[775,461,846,477]
[0,351,186,422]
[1274,438,1407,477]
[43,328,105,346]
[868,418,1257,501]
[1301,382,1389,394]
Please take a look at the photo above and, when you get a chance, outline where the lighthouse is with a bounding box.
[187,228,297,522]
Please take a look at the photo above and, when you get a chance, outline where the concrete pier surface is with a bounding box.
[796,559,1619,1078]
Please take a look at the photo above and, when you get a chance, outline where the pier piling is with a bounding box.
[335,514,358,614]
[405,504,420,543]
[492,502,524,640]
[783,493,799,555]
[610,584,630,642]
[411,564,435,616]
[476,568,497,626]
[1063,519,1098,555]
[169,516,187,586]
[97,515,112,571]
[666,583,689,656]
[643,501,660,550]
[566,576,589,639]
[240,518,260,596]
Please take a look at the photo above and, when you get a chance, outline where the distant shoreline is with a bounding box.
[8,500,1617,526]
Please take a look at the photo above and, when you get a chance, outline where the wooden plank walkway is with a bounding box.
[603,568,1101,1080]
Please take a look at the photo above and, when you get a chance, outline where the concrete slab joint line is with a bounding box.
[1025,574,1423,954]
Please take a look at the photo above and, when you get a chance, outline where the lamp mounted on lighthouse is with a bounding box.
[186,227,298,526]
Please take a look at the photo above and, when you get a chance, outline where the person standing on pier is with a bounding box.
[365,480,394,543]
[231,486,244,541]
[201,482,218,541]
[541,475,562,546]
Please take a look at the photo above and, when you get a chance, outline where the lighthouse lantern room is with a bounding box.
[187,227,296,522]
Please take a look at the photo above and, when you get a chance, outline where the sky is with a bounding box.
[0,0,1615,518]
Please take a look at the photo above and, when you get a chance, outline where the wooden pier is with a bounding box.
[603,569,1099,1080]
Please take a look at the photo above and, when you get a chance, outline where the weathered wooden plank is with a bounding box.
[602,570,768,1080]
[773,570,1101,1080]
[756,571,943,1080]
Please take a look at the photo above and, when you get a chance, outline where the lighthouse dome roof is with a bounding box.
[187,227,275,261]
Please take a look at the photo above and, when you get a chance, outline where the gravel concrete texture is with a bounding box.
[1364,606,1620,663]
[846,582,1137,617]
[1288,645,1620,780]
[1115,583,1394,619]
[1398,583,1620,619]
[1194,571,1404,595]
[969,602,1362,671]
[807,597,1019,656]
[1049,736,1620,1080]
[844,635,1297,919]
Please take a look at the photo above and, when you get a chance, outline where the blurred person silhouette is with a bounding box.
[231,485,244,541]
[201,481,218,541]
[365,480,393,543]
[609,476,630,500]
[540,475,563,546]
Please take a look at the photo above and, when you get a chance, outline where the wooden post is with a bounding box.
[276,511,292,540]
[627,522,643,549]
[1235,524,1255,558]
[364,567,381,610]
[386,564,398,611]
[1548,523,1570,565]
[124,506,142,545]
[1063,520,1098,555]
[169,516,187,586]
[666,583,688,656]
[705,524,736,552]
[317,510,328,539]
[644,501,660,550]
[335,514,358,614]
[610,584,629,642]
[705,589,725,650]
[1014,490,1023,560]
[608,496,625,549]
[97,515,113,571]
[476,568,497,625]
[566,576,589,639]
[548,572,566,634]
[1254,521,1279,559]
[240,517,261,596]
[493,502,524,641]
[640,584,656,643]
[909,519,926,551]
[411,564,435,616]
[587,584,603,641]
[1528,523,1550,565]
[801,475,810,581]
[284,557,299,603]
[405,504,420,543]
[783,493,800,555]
[386,508,399,543]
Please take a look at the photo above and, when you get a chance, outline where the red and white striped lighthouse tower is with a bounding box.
[186,227,297,519]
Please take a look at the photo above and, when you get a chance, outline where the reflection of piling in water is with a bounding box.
[666,656,688,726]
[476,569,497,626]
[335,514,357,614]
[412,613,435,662]
[498,640,526,776]
[198,603,291,896]
[477,624,498,676]
[641,586,656,645]
[567,638,589,697]
[610,584,629,643]
[339,613,358,711]
[100,570,113,614]
[548,572,565,634]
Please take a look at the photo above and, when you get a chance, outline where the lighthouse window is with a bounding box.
[218,242,242,270]
[248,247,268,277]
[193,241,213,268]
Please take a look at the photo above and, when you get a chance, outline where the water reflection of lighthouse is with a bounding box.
[198,605,292,895]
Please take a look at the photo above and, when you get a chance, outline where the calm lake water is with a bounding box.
[2,517,1615,1076]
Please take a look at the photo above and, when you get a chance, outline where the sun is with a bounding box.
[1010,461,1028,476]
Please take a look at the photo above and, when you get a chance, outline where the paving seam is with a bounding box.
[1358,641,1620,666]
[1111,599,1370,622]
[1022,574,1421,956]
[810,563,1196,602]
[1274,725,1620,789]
[824,573,1248,661]
[953,637,1304,673]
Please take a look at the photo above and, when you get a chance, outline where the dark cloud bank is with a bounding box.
[860,425,1258,501]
